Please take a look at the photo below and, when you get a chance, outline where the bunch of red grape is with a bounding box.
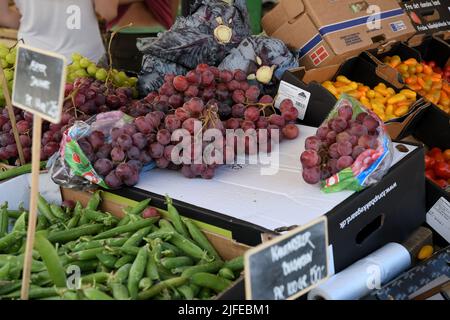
[300,101,380,185]
[77,116,156,188]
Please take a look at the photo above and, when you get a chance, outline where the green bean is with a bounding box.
[181,260,224,278]
[163,196,189,238]
[218,267,235,280]
[81,272,110,285]
[12,211,27,233]
[111,263,132,284]
[34,234,66,287]
[124,199,151,215]
[139,277,152,291]
[110,282,129,300]
[191,273,232,293]
[0,203,9,237]
[47,224,104,244]
[71,237,126,252]
[160,256,194,270]
[128,246,148,299]
[50,204,67,221]
[198,287,212,299]
[123,226,152,248]
[84,209,118,226]
[83,287,113,300]
[183,218,222,262]
[0,162,46,181]
[93,218,159,240]
[96,253,118,269]
[0,280,21,295]
[145,248,159,281]
[7,210,22,219]
[69,247,104,261]
[36,215,49,231]
[114,255,134,269]
[38,194,57,223]
[178,285,194,300]
[223,256,244,272]
[0,231,25,251]
[138,277,188,300]
[87,190,102,211]
[0,262,10,280]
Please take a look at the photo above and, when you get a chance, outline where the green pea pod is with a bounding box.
[123,226,152,248]
[83,287,113,300]
[145,248,159,281]
[81,272,110,285]
[50,204,67,221]
[64,260,98,272]
[111,263,132,284]
[84,209,118,226]
[7,210,22,219]
[3,287,65,299]
[34,233,66,288]
[70,247,104,261]
[120,246,139,256]
[38,194,57,224]
[117,214,131,227]
[128,246,148,299]
[191,273,232,293]
[160,256,194,270]
[0,231,25,251]
[223,256,244,272]
[157,265,176,280]
[171,287,181,300]
[96,253,118,269]
[218,267,235,280]
[47,224,104,244]
[71,237,127,252]
[0,262,10,280]
[170,266,192,275]
[163,196,189,238]
[183,218,222,262]
[12,212,28,233]
[190,284,200,297]
[138,277,188,300]
[139,277,153,291]
[153,231,209,261]
[110,282,129,300]
[124,199,151,216]
[66,203,82,229]
[161,242,183,256]
[181,260,224,278]
[87,190,102,211]
[36,215,49,231]
[62,291,79,300]
[0,203,9,237]
[93,218,159,240]
[159,219,176,232]
[0,280,21,295]
[198,287,212,300]
[114,255,134,269]
[178,285,194,300]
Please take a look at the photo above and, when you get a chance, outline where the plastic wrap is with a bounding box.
[49,111,154,190]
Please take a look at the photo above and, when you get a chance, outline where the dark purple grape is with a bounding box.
[96,144,112,159]
[127,146,140,160]
[111,147,126,163]
[157,129,171,146]
[88,131,105,150]
[115,163,133,181]
[132,133,148,150]
[302,166,320,184]
[148,143,164,159]
[139,151,152,164]
[117,134,133,151]
[105,170,122,188]
[128,160,143,172]
[94,158,114,176]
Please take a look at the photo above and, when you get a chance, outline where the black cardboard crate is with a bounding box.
[113,142,425,273]
[413,36,450,68]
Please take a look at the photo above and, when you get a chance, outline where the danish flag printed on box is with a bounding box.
[310,46,329,66]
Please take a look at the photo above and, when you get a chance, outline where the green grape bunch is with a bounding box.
[0,43,16,108]
[68,53,138,91]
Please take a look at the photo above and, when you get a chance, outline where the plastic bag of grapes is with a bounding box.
[49,111,155,190]
[300,95,394,193]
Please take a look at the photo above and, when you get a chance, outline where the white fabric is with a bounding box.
[15,0,105,63]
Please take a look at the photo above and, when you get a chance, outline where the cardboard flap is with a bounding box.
[374,64,404,89]
[281,0,305,21]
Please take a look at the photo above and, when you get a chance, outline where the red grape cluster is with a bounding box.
[300,101,380,185]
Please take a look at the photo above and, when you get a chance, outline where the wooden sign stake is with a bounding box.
[20,115,42,300]
[0,63,26,166]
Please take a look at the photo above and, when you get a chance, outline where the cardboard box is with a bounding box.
[0,28,17,47]
[109,126,426,273]
[0,173,249,300]
[262,0,415,69]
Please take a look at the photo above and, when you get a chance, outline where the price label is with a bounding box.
[245,217,329,300]
[12,44,66,123]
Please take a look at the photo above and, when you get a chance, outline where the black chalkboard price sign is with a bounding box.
[245,217,329,300]
[12,44,66,123]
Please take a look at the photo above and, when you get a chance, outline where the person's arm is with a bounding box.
[0,0,20,29]
[94,0,143,22]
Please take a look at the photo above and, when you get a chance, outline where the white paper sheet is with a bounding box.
[135,125,417,231]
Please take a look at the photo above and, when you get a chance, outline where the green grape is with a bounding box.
[113,74,123,86]
[72,53,82,61]
[1,59,8,68]
[87,63,97,76]
[71,61,81,70]
[0,47,9,59]
[96,68,107,81]
[75,69,88,78]
[4,69,13,81]
[5,53,15,65]
[79,58,90,69]
[118,71,128,82]
[129,77,138,86]
[68,73,77,83]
